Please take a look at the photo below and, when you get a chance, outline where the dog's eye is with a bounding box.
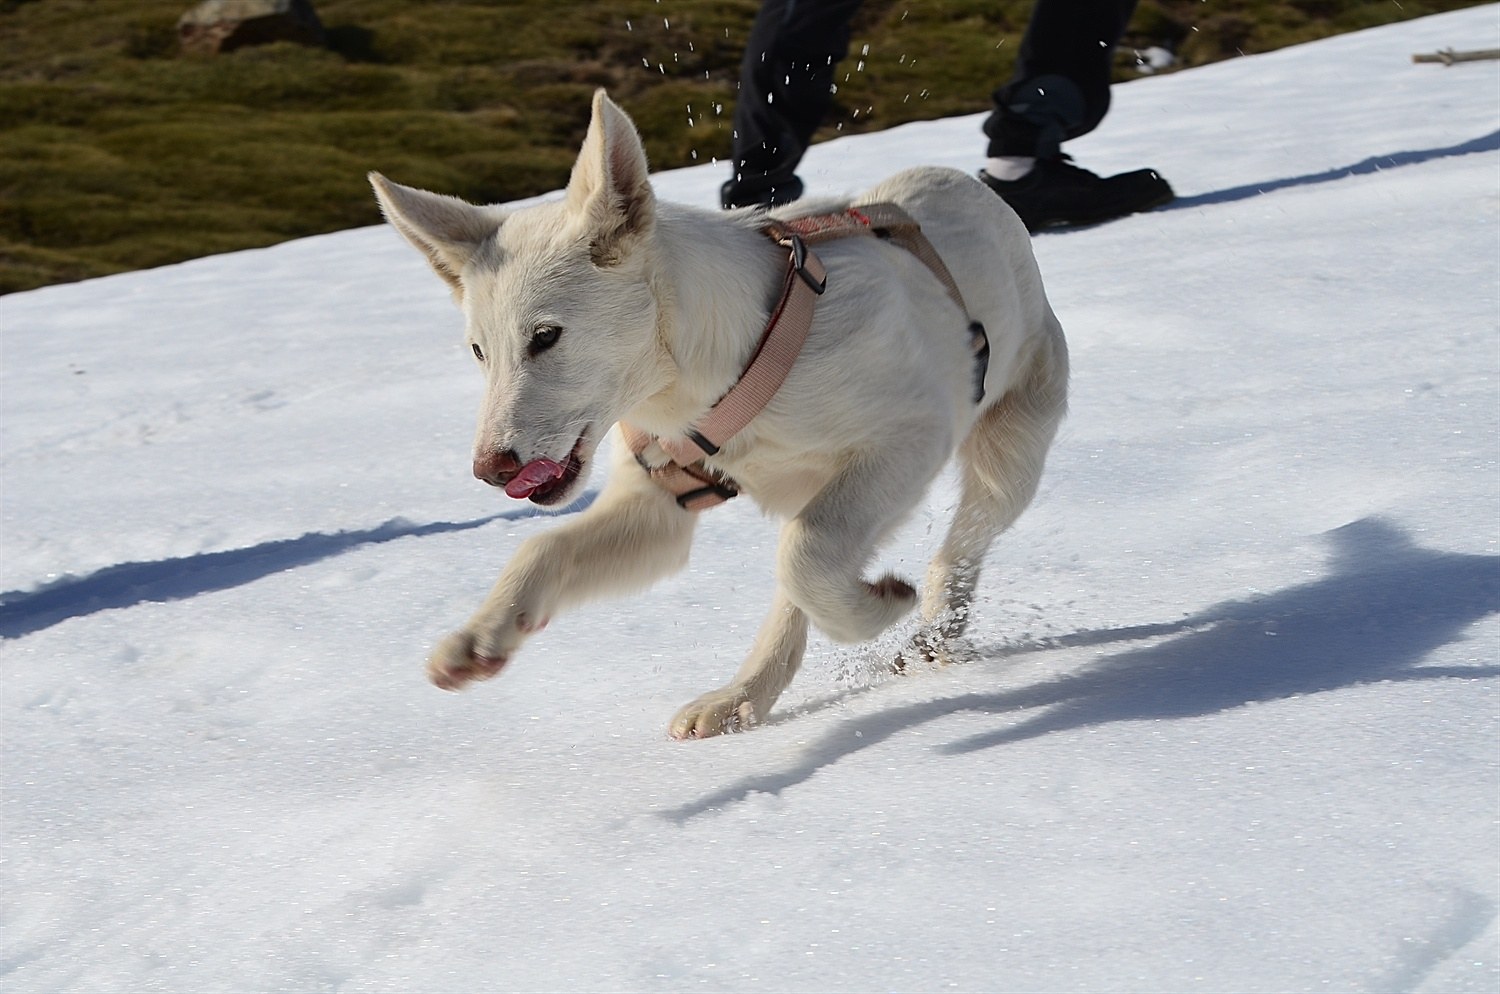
[528,324,562,357]
[470,342,485,362]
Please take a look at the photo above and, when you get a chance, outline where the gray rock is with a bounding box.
[177,0,326,55]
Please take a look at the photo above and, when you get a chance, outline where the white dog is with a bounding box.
[370,91,1067,738]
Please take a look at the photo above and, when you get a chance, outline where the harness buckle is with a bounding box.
[787,233,827,295]
[677,478,740,510]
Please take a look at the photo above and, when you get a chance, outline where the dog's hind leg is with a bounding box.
[776,446,951,646]
[669,590,809,739]
[908,334,1068,664]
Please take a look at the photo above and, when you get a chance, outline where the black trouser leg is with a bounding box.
[983,0,1139,158]
[727,0,865,200]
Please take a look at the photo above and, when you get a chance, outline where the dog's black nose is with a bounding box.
[473,449,522,487]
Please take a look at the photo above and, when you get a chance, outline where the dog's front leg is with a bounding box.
[428,470,696,690]
[669,590,808,739]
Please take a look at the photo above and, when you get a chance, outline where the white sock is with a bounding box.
[984,156,1036,182]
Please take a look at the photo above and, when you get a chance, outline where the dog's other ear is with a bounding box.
[565,90,655,266]
[368,172,503,297]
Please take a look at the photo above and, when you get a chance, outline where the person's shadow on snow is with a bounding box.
[939,517,1499,754]
[665,517,1500,821]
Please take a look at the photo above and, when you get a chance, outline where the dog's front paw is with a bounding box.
[669,689,758,740]
[428,599,552,691]
[427,630,509,691]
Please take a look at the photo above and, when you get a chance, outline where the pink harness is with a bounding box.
[622,203,988,511]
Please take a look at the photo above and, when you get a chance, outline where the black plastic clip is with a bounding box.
[787,234,827,295]
[677,479,739,510]
[969,321,991,404]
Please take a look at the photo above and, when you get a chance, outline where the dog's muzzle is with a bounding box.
[473,434,587,505]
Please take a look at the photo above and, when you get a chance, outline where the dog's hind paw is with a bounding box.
[893,627,975,672]
[427,631,508,691]
[669,690,757,740]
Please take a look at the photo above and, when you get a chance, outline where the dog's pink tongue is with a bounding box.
[504,458,566,499]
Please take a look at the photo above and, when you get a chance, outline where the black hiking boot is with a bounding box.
[980,155,1174,232]
[720,173,805,210]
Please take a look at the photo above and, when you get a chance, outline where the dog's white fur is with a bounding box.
[370,91,1067,738]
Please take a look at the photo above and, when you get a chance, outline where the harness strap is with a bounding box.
[655,231,827,466]
[776,204,991,403]
[619,423,740,511]
[773,203,971,318]
[621,201,988,512]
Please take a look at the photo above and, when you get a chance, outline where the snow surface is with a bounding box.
[3,8,1498,992]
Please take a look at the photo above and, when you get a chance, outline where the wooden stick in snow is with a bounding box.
[1412,48,1500,66]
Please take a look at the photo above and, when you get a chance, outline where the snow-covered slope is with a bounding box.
[3,8,1497,992]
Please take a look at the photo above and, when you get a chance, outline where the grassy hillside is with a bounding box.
[0,0,1484,294]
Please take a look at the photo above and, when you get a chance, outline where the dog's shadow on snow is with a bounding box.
[663,518,1500,822]
[0,491,597,640]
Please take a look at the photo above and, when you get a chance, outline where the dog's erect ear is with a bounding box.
[565,90,655,266]
[368,172,503,296]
